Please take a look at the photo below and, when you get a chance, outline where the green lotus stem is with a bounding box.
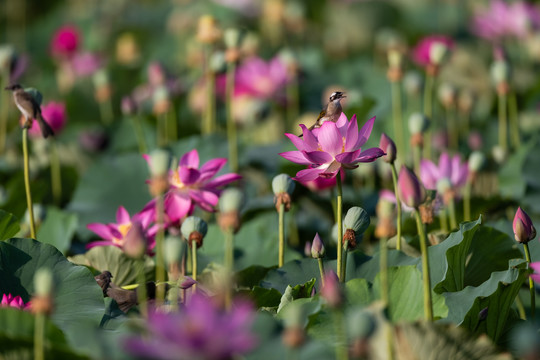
[509,91,519,150]
[523,243,535,320]
[155,195,166,305]
[168,105,178,142]
[448,196,457,230]
[414,209,433,321]
[130,115,148,154]
[380,236,389,305]
[23,128,36,239]
[99,98,113,125]
[34,312,45,360]
[158,113,167,147]
[423,73,435,160]
[342,241,349,283]
[224,228,234,310]
[0,70,9,154]
[286,74,299,129]
[191,240,198,293]
[515,294,527,320]
[333,310,349,360]
[278,202,285,267]
[50,140,62,205]
[390,163,402,250]
[391,80,405,162]
[136,259,147,317]
[439,208,448,233]
[317,258,325,288]
[498,92,508,152]
[413,143,422,178]
[463,179,472,222]
[336,173,343,282]
[226,60,238,172]
[203,46,216,135]
[447,106,458,153]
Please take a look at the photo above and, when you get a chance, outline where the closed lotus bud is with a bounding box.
[34,268,54,297]
[429,42,448,65]
[181,216,208,249]
[148,62,165,87]
[163,235,184,267]
[379,133,396,164]
[304,241,312,257]
[311,233,325,259]
[147,149,171,177]
[121,96,137,116]
[513,207,536,244]
[320,270,343,308]
[123,222,147,259]
[398,166,426,208]
[403,71,423,96]
[468,151,485,173]
[408,113,430,135]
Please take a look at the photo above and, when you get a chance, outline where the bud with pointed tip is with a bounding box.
[398,166,426,209]
[181,216,208,249]
[123,222,148,259]
[513,207,536,244]
[379,133,396,164]
[311,233,325,259]
[320,270,343,308]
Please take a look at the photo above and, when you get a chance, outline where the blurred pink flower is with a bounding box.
[1,294,29,310]
[420,152,469,192]
[143,149,242,223]
[280,114,385,182]
[27,102,67,138]
[51,25,80,58]
[379,189,413,212]
[530,262,540,284]
[124,294,257,360]
[412,35,454,67]
[472,0,540,41]
[234,56,290,100]
[71,52,103,77]
[86,206,157,254]
[398,166,426,209]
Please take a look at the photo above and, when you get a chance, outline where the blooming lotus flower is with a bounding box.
[27,102,67,138]
[412,35,454,68]
[124,294,257,360]
[420,152,469,193]
[472,0,540,42]
[143,149,242,223]
[50,25,80,59]
[513,207,536,244]
[234,56,290,100]
[86,206,156,254]
[1,294,29,310]
[280,114,385,182]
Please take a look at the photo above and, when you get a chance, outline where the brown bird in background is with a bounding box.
[5,84,54,138]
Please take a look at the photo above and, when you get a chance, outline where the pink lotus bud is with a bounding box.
[379,133,396,164]
[50,25,80,58]
[304,241,312,257]
[311,233,325,259]
[398,166,426,208]
[123,222,147,259]
[320,270,343,308]
[513,207,536,244]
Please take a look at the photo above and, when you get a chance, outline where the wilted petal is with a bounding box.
[279,151,312,165]
[180,149,200,168]
[302,150,333,164]
[318,122,343,156]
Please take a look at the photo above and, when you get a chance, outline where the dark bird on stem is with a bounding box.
[4,84,54,138]
[300,91,346,137]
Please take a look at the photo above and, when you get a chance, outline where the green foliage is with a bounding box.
[37,206,78,254]
[0,210,20,241]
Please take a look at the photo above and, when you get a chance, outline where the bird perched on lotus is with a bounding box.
[5,84,54,138]
[300,91,346,136]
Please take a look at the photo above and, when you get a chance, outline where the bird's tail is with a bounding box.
[36,113,54,138]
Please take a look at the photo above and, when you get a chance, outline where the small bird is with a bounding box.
[300,91,346,137]
[4,84,54,138]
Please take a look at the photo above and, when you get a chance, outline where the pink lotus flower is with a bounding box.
[124,294,257,360]
[234,56,290,100]
[51,25,80,59]
[1,294,29,310]
[472,0,540,41]
[143,149,242,223]
[412,35,454,67]
[513,207,536,244]
[86,206,157,254]
[530,262,540,284]
[298,167,345,191]
[27,102,67,138]
[280,114,385,182]
[420,152,469,192]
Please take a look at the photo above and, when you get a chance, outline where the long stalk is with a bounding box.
[192,240,198,293]
[463,179,472,221]
[509,91,520,150]
[391,80,404,162]
[498,92,508,152]
[155,195,165,305]
[226,60,238,172]
[342,241,349,282]
[414,209,433,321]
[524,243,535,320]
[278,202,285,267]
[448,196,457,230]
[34,312,45,360]
[136,260,147,317]
[390,164,402,250]
[336,172,343,282]
[380,236,389,305]
[130,115,148,154]
[50,140,62,205]
[317,258,325,287]
[333,310,349,360]
[423,73,434,160]
[224,229,234,310]
[23,128,36,239]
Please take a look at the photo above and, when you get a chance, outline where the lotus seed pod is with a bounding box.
[181,216,208,240]
[272,174,295,195]
[403,71,423,95]
[163,235,184,267]
[491,60,510,85]
[148,148,171,177]
[408,113,430,135]
[468,151,485,173]
[436,177,452,195]
[429,42,448,65]
[34,268,54,297]
[224,28,241,49]
[219,188,244,213]
[343,207,370,235]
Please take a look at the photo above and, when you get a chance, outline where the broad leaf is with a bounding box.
[37,206,78,254]
[0,209,19,241]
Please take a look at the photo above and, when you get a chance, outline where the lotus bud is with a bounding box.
[181,216,208,249]
[320,270,343,308]
[403,71,423,96]
[408,113,430,135]
[152,85,170,114]
[123,222,147,259]
[273,174,295,212]
[513,207,536,244]
[311,233,325,259]
[429,42,448,65]
[179,276,196,290]
[398,166,426,208]
[148,62,165,86]
[468,151,485,173]
[163,235,185,267]
[468,131,483,151]
[121,96,137,116]
[379,133,396,164]
[304,241,312,257]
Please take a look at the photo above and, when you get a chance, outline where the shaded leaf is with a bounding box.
[0,209,19,241]
[37,206,78,254]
